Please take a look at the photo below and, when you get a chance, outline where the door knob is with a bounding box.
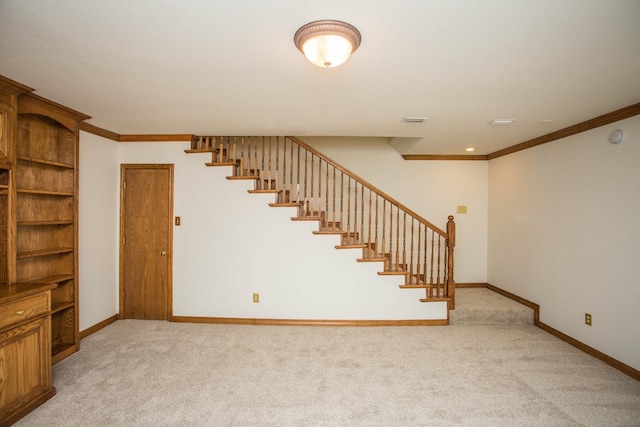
[159,251,167,256]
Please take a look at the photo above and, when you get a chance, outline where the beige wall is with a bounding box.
[78,139,452,327]
[78,132,120,330]
[78,125,639,371]
[488,116,640,369]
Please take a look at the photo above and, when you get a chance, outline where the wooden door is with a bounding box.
[120,164,173,320]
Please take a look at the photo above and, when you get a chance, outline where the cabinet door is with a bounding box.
[0,317,52,416]
[0,168,8,286]
[0,101,8,162]
[0,109,6,161]
[0,91,16,165]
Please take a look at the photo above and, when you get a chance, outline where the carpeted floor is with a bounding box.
[16,313,640,426]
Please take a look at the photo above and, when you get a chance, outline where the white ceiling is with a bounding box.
[1,0,639,155]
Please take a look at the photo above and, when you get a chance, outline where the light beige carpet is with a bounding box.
[16,319,640,426]
[450,288,535,325]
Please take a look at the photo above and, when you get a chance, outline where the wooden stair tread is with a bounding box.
[357,257,387,262]
[292,216,323,221]
[269,203,302,207]
[378,270,408,276]
[226,175,259,180]
[205,161,239,167]
[335,244,367,249]
[185,149,216,153]
[248,189,279,194]
[419,297,452,303]
[399,284,438,289]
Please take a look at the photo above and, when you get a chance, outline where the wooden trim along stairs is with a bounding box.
[187,135,457,309]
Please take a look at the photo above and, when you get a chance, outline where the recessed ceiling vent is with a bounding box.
[489,119,515,126]
[403,117,427,123]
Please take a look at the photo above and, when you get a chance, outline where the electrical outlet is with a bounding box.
[253,293,259,303]
[175,216,181,226]
[585,313,592,326]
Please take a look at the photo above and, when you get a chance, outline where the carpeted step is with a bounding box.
[449,287,534,325]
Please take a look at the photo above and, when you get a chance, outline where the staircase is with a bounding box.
[186,136,456,308]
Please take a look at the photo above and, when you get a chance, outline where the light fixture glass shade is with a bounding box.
[294,20,361,68]
[302,34,353,68]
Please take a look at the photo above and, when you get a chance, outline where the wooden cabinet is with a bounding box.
[1,76,88,366]
[0,284,56,427]
[0,75,88,423]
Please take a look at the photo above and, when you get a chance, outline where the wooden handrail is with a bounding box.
[287,136,447,237]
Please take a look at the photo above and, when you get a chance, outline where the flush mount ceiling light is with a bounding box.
[294,20,361,68]
[464,147,476,152]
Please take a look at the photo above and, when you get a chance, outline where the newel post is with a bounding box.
[446,215,456,310]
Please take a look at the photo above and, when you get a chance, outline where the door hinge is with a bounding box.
[122,236,125,245]
[123,181,127,190]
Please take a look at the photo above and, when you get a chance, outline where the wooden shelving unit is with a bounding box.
[1,77,90,375]
[0,75,61,426]
[14,103,86,364]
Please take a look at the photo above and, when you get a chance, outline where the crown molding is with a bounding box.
[402,154,488,161]
[403,103,640,161]
[79,122,120,141]
[487,102,640,160]
[119,134,195,142]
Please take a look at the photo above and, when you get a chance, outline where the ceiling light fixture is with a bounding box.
[294,20,361,68]
[464,147,476,152]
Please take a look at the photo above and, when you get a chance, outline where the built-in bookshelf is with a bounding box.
[15,110,81,363]
[0,75,60,425]
[15,94,89,364]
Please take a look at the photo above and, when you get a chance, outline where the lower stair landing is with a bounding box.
[450,287,535,325]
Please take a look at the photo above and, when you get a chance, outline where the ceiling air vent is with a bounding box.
[489,119,514,125]
[403,117,427,123]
